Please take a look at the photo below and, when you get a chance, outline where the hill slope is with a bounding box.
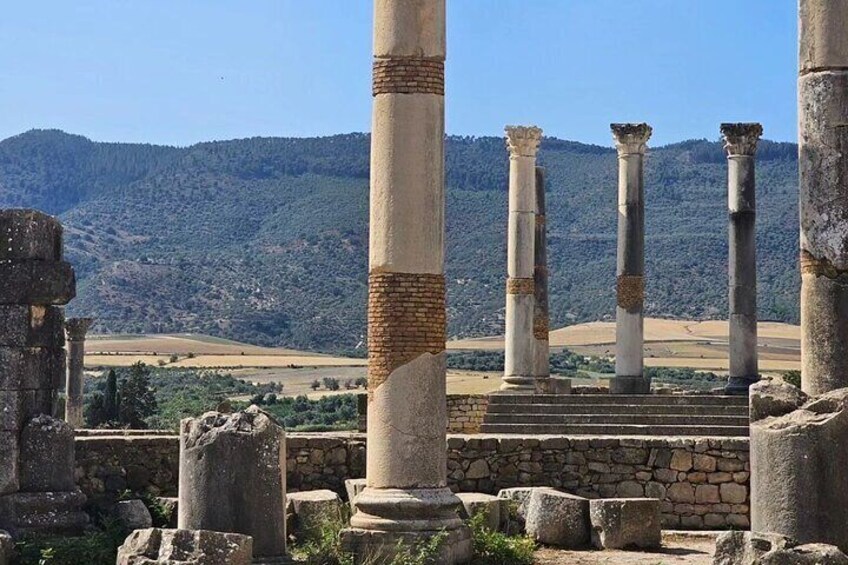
[0,129,799,351]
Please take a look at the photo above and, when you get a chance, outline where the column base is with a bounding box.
[340,525,472,564]
[724,375,760,395]
[609,375,651,394]
[500,375,536,392]
[534,377,572,394]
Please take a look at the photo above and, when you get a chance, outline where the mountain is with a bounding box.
[0,129,800,352]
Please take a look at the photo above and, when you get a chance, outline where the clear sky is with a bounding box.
[0,1,796,147]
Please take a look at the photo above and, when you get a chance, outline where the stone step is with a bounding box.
[479,423,748,436]
[487,403,747,416]
[483,413,750,427]
[488,394,748,406]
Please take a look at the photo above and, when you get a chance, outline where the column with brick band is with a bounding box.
[798,0,848,395]
[341,1,471,562]
[533,166,550,380]
[64,317,94,428]
[502,126,542,391]
[721,123,762,395]
[610,123,651,394]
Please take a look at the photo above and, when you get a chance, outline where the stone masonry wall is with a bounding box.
[357,393,489,434]
[74,432,748,530]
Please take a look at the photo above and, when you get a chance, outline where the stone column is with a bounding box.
[721,124,762,395]
[533,166,550,379]
[799,0,848,396]
[342,1,471,562]
[610,124,652,394]
[64,318,94,428]
[502,125,542,392]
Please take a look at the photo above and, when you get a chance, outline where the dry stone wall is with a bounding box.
[358,393,489,434]
[74,432,748,530]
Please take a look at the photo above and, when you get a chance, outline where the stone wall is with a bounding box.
[357,393,489,434]
[74,432,748,530]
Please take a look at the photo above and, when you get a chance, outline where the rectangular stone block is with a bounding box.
[0,306,64,348]
[0,347,65,391]
[0,390,24,432]
[0,210,63,261]
[0,431,19,495]
[0,261,75,305]
[19,389,56,424]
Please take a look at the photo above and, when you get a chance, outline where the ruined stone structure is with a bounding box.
[610,124,652,394]
[341,1,471,561]
[63,317,93,428]
[798,0,848,396]
[0,209,87,537]
[502,126,542,392]
[533,166,550,380]
[721,123,762,395]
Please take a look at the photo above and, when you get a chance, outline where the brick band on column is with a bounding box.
[533,315,549,340]
[372,57,445,96]
[617,275,645,311]
[367,272,446,389]
[506,278,535,295]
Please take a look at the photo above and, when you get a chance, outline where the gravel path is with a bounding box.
[533,533,716,565]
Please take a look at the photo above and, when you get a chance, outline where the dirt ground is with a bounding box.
[534,533,716,564]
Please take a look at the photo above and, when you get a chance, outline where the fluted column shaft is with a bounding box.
[798,0,848,395]
[611,123,652,394]
[502,126,542,391]
[722,124,762,394]
[533,166,550,378]
[64,318,93,428]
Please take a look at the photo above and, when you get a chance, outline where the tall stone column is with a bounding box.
[502,126,542,391]
[342,1,471,562]
[64,318,94,428]
[610,124,652,394]
[799,0,848,396]
[533,166,550,379]
[721,124,762,395]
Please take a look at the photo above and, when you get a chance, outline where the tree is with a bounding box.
[310,380,320,391]
[119,362,158,429]
[322,377,340,391]
[104,369,119,421]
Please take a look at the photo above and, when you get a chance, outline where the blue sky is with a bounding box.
[0,1,796,147]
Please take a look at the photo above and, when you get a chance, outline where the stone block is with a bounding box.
[750,379,808,422]
[534,377,571,394]
[115,500,153,532]
[0,490,88,538]
[670,449,693,472]
[524,489,590,548]
[0,210,63,261]
[286,489,343,542]
[341,526,472,565]
[0,530,11,565]
[497,486,557,534]
[0,346,64,392]
[456,492,501,532]
[0,261,75,305]
[18,415,75,492]
[720,482,747,504]
[344,478,366,515]
[589,498,661,550]
[714,530,848,565]
[0,306,64,348]
[0,433,18,495]
[116,528,253,565]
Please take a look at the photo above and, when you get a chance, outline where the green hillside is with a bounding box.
[0,129,799,352]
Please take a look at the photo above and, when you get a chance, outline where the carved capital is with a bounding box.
[611,123,652,155]
[720,123,763,156]
[65,317,94,341]
[505,126,543,158]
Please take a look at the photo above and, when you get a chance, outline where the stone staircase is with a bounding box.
[480,394,749,436]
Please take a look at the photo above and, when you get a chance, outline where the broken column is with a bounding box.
[64,317,94,428]
[178,406,287,562]
[341,1,471,562]
[533,166,550,381]
[799,0,848,396]
[610,124,652,394]
[0,209,87,538]
[721,123,763,395]
[502,125,542,392]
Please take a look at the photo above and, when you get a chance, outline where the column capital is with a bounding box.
[505,126,543,157]
[65,317,94,341]
[611,123,652,155]
[720,123,763,156]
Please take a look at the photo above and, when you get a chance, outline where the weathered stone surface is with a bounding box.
[0,530,12,565]
[535,377,571,395]
[286,490,343,542]
[589,498,661,550]
[178,406,286,559]
[344,478,366,515]
[751,388,848,551]
[0,306,64,348]
[497,486,556,534]
[713,530,848,565]
[116,528,253,565]
[0,210,63,261]
[0,490,88,538]
[115,500,153,532]
[0,261,75,306]
[19,415,75,492]
[524,489,590,548]
[750,379,808,422]
[0,346,65,392]
[456,492,501,532]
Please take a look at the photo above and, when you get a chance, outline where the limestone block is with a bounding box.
[750,379,808,422]
[456,492,501,532]
[589,498,661,550]
[286,489,343,542]
[0,490,88,538]
[115,500,153,532]
[0,347,64,392]
[0,261,75,306]
[534,377,572,395]
[344,478,366,515]
[524,489,590,548]
[178,406,286,560]
[497,486,556,534]
[799,0,848,74]
[0,306,64,348]
[713,531,848,565]
[116,528,253,565]
[0,433,18,495]
[0,530,11,565]
[19,415,75,492]
[0,210,63,261]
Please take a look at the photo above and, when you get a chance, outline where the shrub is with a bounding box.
[467,511,535,565]
[15,519,125,565]
[323,377,340,391]
[783,370,801,388]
